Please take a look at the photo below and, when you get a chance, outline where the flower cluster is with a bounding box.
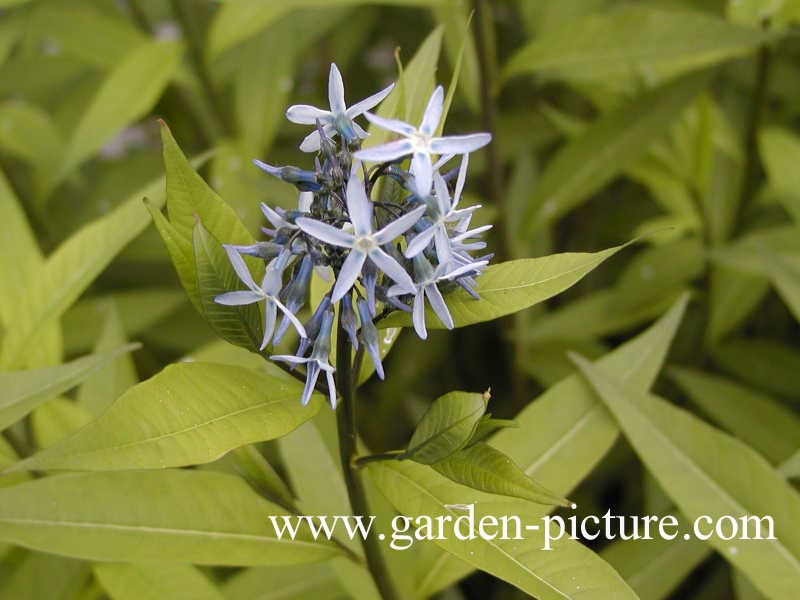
[215,63,492,408]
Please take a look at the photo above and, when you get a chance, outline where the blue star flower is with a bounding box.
[286,63,395,152]
[353,86,491,197]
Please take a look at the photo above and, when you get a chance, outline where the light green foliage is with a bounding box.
[0,1,798,597]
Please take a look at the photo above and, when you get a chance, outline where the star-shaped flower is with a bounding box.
[405,153,483,264]
[286,63,395,153]
[354,86,491,197]
[272,307,337,408]
[214,248,306,349]
[388,255,487,339]
[296,163,425,303]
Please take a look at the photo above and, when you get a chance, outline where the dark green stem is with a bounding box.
[335,314,400,600]
[737,41,773,231]
[169,0,232,137]
[354,450,404,468]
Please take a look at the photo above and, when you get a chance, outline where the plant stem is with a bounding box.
[737,41,773,231]
[354,450,404,468]
[335,314,400,600]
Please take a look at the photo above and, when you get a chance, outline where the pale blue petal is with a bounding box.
[345,166,374,236]
[274,297,307,339]
[429,133,491,154]
[425,283,454,329]
[223,245,260,292]
[346,82,395,118]
[362,112,415,136]
[412,291,427,339]
[260,301,278,350]
[214,290,262,305]
[411,151,433,197]
[301,362,321,406]
[331,250,366,302]
[260,202,289,229]
[404,224,437,258]
[434,226,452,264]
[433,172,451,215]
[299,130,321,152]
[368,247,414,293]
[253,159,281,177]
[453,153,469,208]
[324,368,337,409]
[285,104,331,125]
[296,217,354,247]
[419,85,444,136]
[328,63,347,114]
[374,205,425,245]
[353,138,414,163]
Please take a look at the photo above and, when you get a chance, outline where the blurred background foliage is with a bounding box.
[0,0,799,598]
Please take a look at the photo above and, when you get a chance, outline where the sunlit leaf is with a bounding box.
[93,563,225,600]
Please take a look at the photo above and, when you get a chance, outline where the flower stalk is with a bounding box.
[335,313,401,600]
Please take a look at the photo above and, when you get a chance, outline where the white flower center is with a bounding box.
[355,235,377,252]
[410,131,431,152]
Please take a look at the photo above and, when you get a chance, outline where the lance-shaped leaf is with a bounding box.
[521,72,707,230]
[504,7,776,85]
[193,220,263,351]
[223,564,343,600]
[759,127,800,225]
[432,442,569,506]
[381,243,629,330]
[8,362,320,473]
[402,391,488,463]
[368,460,637,600]
[0,344,138,431]
[669,367,800,464]
[571,354,800,600]
[93,563,225,600]
[0,470,341,565]
[416,294,689,596]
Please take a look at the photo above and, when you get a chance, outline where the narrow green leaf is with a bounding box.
[0,345,137,432]
[9,362,320,473]
[31,397,94,449]
[572,354,800,600]
[63,288,186,354]
[93,563,225,600]
[759,127,800,224]
[403,391,489,463]
[0,470,341,565]
[0,169,176,370]
[432,442,569,506]
[706,266,768,345]
[521,72,707,229]
[369,460,638,600]
[0,100,65,166]
[711,338,800,402]
[381,243,629,330]
[418,295,689,595]
[0,552,89,600]
[601,515,711,600]
[193,220,263,351]
[54,40,183,185]
[504,7,775,86]
[669,367,800,464]
[222,564,343,600]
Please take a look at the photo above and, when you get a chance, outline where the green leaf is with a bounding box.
[431,1,480,112]
[669,367,800,464]
[0,470,341,565]
[711,338,800,402]
[31,397,94,449]
[521,72,707,229]
[53,40,184,186]
[760,138,800,215]
[0,168,177,370]
[368,460,638,600]
[0,100,65,167]
[571,354,800,600]
[0,345,137,432]
[417,295,689,595]
[0,552,89,600]
[504,7,775,87]
[381,243,629,330]
[193,220,263,351]
[402,391,489,463]
[432,442,569,506]
[222,564,344,600]
[93,563,225,600]
[754,244,800,323]
[76,302,138,416]
[706,266,768,345]
[9,362,320,473]
[601,515,711,600]
[63,288,186,354]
